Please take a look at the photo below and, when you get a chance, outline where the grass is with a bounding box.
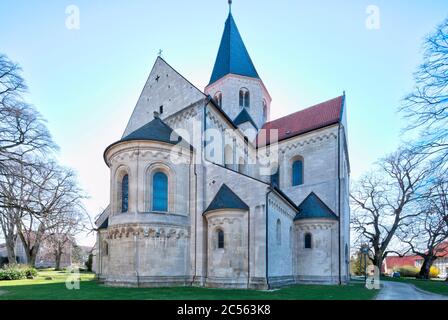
[381,276,448,296]
[0,270,378,300]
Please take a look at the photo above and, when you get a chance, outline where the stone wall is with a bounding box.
[204,210,248,288]
[294,219,339,284]
[205,74,271,130]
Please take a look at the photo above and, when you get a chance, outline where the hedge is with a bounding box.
[0,265,38,281]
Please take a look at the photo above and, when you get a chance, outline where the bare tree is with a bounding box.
[0,159,35,264]
[351,147,431,270]
[400,18,448,171]
[398,176,448,279]
[12,160,86,267]
[0,54,56,171]
[46,203,88,270]
[0,54,57,263]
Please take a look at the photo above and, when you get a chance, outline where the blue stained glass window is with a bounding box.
[305,233,312,249]
[292,160,304,186]
[152,172,168,212]
[217,230,224,249]
[271,169,279,187]
[121,175,129,213]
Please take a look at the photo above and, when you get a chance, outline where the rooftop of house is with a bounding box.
[258,95,344,146]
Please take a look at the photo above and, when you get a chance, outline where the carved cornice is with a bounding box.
[295,223,333,231]
[279,132,337,153]
[106,224,189,240]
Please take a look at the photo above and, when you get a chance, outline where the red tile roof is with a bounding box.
[384,256,423,269]
[257,96,343,146]
[435,241,448,257]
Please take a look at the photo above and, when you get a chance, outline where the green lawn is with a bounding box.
[381,276,448,296]
[0,270,378,300]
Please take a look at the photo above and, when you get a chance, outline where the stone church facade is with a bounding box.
[94,9,350,289]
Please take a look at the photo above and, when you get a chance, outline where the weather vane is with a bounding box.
[158,49,163,58]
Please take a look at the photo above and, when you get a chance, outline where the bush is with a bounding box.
[0,265,37,281]
[429,266,440,279]
[0,265,25,280]
[23,266,37,279]
[395,266,419,277]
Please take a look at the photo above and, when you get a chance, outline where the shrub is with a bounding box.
[23,266,37,279]
[429,266,440,278]
[0,265,25,280]
[0,265,38,281]
[395,266,419,277]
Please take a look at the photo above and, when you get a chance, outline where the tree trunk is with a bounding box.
[54,250,62,271]
[418,256,435,280]
[372,251,383,273]
[5,236,16,265]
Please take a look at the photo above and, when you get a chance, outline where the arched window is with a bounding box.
[121,175,129,213]
[224,144,233,169]
[289,227,293,248]
[217,229,224,249]
[239,88,250,109]
[214,92,222,108]
[152,172,168,212]
[271,167,279,187]
[262,100,267,122]
[305,233,312,249]
[276,219,281,245]
[238,157,245,174]
[103,241,109,256]
[292,159,304,186]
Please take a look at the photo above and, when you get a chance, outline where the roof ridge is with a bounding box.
[264,95,343,127]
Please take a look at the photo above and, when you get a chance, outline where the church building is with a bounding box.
[94,4,351,289]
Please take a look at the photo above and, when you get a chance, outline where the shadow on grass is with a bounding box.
[0,277,378,300]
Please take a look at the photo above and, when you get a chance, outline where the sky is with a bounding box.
[1,0,447,246]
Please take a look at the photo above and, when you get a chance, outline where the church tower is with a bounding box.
[205,2,271,131]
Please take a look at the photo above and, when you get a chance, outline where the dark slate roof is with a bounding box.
[294,192,338,221]
[98,217,108,230]
[104,116,191,165]
[233,108,258,130]
[204,184,249,214]
[119,116,191,150]
[209,13,260,85]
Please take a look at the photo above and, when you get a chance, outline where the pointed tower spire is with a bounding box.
[208,6,259,85]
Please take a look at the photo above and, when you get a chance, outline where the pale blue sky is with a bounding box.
[1,0,447,245]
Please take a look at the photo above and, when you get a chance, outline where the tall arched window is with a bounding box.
[224,144,233,169]
[271,166,279,188]
[305,233,312,249]
[289,227,293,248]
[121,175,129,213]
[276,219,281,245]
[217,229,224,249]
[214,92,222,108]
[292,159,304,186]
[239,88,250,109]
[262,100,267,122]
[238,157,245,174]
[103,241,109,256]
[152,172,168,212]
